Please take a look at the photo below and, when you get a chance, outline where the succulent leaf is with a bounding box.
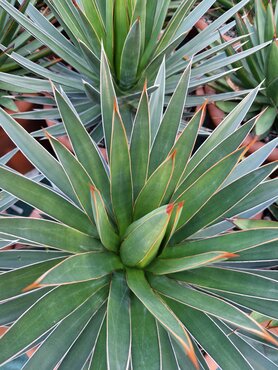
[0,48,277,368]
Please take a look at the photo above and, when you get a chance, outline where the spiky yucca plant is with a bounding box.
[0,0,267,138]
[0,52,278,369]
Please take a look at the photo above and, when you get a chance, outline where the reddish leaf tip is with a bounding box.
[113,98,119,113]
[89,184,96,194]
[178,201,185,210]
[171,149,177,160]
[260,330,278,346]
[143,79,148,92]
[166,203,175,215]
[72,0,80,9]
[22,282,41,293]
[222,252,239,259]
[42,129,53,141]
[187,349,200,370]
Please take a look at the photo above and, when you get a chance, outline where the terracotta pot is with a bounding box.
[204,85,278,162]
[1,99,38,173]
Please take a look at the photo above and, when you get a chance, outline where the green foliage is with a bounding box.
[0,51,277,368]
[0,0,262,138]
[0,0,49,109]
[212,0,278,137]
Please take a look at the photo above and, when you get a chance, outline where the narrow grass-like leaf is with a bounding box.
[150,275,274,343]
[0,108,77,202]
[173,162,278,242]
[150,58,165,143]
[22,286,108,370]
[155,0,196,54]
[90,186,120,252]
[120,18,141,89]
[107,272,131,370]
[0,166,96,236]
[149,63,191,173]
[100,46,118,155]
[163,228,278,259]
[163,104,205,201]
[176,118,255,196]
[166,300,253,370]
[130,84,150,199]
[233,218,278,230]
[134,152,176,220]
[126,269,198,368]
[173,267,278,301]
[54,88,111,211]
[182,86,261,180]
[114,0,130,78]
[0,250,68,270]
[0,279,107,367]
[157,324,180,370]
[131,295,161,370]
[0,289,50,326]
[0,217,102,253]
[89,316,107,369]
[110,103,133,237]
[58,305,106,370]
[0,260,60,302]
[29,252,122,287]
[175,149,244,227]
[48,135,96,223]
[148,251,237,275]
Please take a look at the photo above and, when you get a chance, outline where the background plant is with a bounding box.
[0,0,51,110]
[0,0,267,140]
[210,0,278,138]
[0,50,278,369]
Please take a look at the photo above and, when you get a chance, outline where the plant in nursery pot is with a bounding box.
[204,0,278,161]
[0,0,267,141]
[0,51,278,369]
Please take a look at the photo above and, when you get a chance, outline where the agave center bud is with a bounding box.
[120,204,174,268]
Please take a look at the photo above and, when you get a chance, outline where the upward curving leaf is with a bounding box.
[0,166,95,236]
[53,87,111,210]
[0,108,77,202]
[126,269,199,369]
[130,83,151,199]
[0,217,102,253]
[110,102,133,237]
[149,62,191,174]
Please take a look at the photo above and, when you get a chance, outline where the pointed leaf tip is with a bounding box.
[90,184,96,194]
[178,201,185,210]
[22,282,41,293]
[222,252,239,259]
[143,80,148,92]
[187,348,200,370]
[167,203,175,215]
[113,98,119,113]
[42,128,52,140]
[171,149,177,160]
[261,330,278,347]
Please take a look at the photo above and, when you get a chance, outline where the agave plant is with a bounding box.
[0,0,50,110]
[0,0,267,139]
[211,0,278,138]
[0,51,278,369]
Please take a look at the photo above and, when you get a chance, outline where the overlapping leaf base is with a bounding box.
[0,51,278,369]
